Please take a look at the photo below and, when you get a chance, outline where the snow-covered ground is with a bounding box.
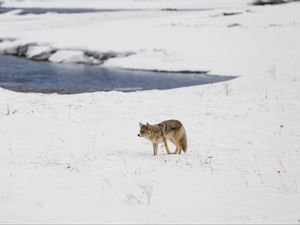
[0,0,300,223]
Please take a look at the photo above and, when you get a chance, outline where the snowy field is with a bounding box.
[0,0,300,223]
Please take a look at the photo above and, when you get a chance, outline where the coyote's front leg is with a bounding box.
[152,143,158,156]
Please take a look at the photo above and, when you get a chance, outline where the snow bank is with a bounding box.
[26,45,55,60]
[0,40,20,55]
[49,50,94,64]
[2,9,23,15]
[0,39,135,65]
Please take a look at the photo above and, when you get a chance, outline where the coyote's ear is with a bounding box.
[146,122,149,128]
[139,122,144,128]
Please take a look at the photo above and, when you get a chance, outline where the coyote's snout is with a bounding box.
[138,119,187,155]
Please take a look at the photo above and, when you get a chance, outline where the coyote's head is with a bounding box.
[137,122,151,138]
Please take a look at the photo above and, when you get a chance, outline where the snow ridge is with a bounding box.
[0,38,134,65]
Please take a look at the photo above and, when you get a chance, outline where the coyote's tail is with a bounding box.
[180,133,188,152]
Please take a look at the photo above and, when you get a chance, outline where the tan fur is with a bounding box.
[138,119,188,155]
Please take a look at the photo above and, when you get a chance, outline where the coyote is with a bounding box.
[138,119,187,155]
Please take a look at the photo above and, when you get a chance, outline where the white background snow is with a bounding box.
[0,0,300,223]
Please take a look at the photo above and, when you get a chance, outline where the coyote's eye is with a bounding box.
[139,128,149,136]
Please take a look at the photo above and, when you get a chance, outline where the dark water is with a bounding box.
[0,7,210,15]
[0,55,235,94]
[0,7,124,15]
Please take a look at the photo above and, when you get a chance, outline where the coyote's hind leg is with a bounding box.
[174,138,182,154]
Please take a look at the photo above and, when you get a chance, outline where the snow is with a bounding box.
[49,50,92,64]
[0,40,20,55]
[26,45,54,60]
[0,0,300,223]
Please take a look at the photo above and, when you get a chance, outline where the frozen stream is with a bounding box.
[0,55,235,94]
